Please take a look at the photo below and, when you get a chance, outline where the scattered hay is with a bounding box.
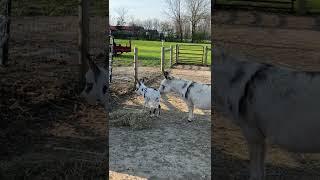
[0,158,107,180]
[109,108,155,130]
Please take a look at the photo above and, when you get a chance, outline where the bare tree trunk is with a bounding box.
[164,0,184,42]
[186,0,210,43]
[191,24,196,43]
[179,23,183,42]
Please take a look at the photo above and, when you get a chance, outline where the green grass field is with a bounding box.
[112,39,211,67]
[308,0,320,13]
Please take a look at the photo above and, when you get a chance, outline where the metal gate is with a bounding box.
[176,44,209,65]
[0,0,11,66]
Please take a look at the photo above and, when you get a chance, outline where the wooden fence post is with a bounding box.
[78,0,89,91]
[297,0,307,15]
[109,40,113,83]
[204,46,208,66]
[1,0,11,66]
[134,47,138,84]
[161,46,165,72]
[175,44,179,64]
[169,45,173,67]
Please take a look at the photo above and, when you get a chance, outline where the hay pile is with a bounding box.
[109,108,155,130]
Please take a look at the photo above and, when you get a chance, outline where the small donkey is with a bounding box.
[80,54,109,111]
[213,47,320,180]
[135,78,161,116]
[159,71,211,122]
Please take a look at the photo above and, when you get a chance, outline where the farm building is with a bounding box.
[110,25,161,40]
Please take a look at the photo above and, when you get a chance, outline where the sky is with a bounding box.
[110,0,167,25]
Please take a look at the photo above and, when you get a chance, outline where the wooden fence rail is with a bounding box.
[0,0,11,66]
[176,44,210,66]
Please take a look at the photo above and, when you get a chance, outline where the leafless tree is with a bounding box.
[143,19,153,30]
[152,18,160,31]
[185,0,210,42]
[160,21,174,37]
[182,16,191,40]
[115,7,128,26]
[128,15,136,26]
[164,0,184,42]
[197,13,211,40]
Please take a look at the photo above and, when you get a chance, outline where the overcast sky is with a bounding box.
[110,0,167,25]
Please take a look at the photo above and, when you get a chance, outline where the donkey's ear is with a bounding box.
[135,77,140,85]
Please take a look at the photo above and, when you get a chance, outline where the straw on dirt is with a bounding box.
[109,108,155,130]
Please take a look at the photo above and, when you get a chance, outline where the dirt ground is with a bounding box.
[0,17,107,178]
[109,66,211,179]
[213,10,320,179]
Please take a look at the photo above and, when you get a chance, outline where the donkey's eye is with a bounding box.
[85,83,93,93]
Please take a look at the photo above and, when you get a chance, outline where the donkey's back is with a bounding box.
[249,67,320,152]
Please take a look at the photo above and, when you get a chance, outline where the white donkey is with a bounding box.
[135,78,161,116]
[213,47,320,180]
[159,71,211,122]
[80,54,109,111]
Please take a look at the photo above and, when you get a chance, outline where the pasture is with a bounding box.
[213,10,320,179]
[112,39,211,67]
[109,37,211,178]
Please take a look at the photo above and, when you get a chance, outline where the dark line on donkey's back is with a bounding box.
[182,82,188,89]
[230,67,245,85]
[185,82,195,99]
[238,64,272,118]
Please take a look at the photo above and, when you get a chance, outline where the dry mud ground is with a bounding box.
[109,66,211,179]
[213,10,320,179]
[0,17,107,179]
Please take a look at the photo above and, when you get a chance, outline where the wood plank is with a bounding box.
[0,29,8,47]
[0,0,8,10]
[0,17,8,30]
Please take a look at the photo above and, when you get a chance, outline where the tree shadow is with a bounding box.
[160,93,180,112]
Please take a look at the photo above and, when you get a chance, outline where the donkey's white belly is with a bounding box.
[189,85,211,110]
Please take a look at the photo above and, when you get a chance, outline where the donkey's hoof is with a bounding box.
[188,118,193,122]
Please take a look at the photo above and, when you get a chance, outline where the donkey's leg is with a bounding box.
[153,108,156,116]
[150,108,155,117]
[248,141,266,180]
[157,105,161,116]
[143,101,147,112]
[187,103,194,122]
[242,127,266,180]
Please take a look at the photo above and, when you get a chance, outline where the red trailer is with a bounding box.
[110,36,131,56]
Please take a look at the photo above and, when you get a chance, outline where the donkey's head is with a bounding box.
[159,71,175,94]
[135,78,147,96]
[80,54,108,108]
[213,47,261,118]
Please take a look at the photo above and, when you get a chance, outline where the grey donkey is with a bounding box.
[80,54,109,111]
[213,47,320,180]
